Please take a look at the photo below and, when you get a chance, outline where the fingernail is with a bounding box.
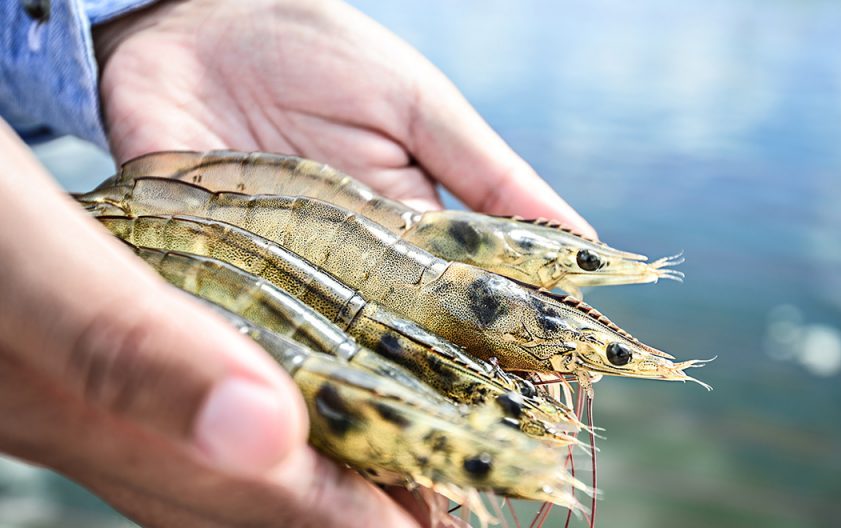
[194,378,289,474]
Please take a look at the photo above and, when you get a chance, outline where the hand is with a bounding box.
[0,121,422,527]
[94,0,596,237]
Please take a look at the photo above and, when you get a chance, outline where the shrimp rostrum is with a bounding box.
[94,150,685,296]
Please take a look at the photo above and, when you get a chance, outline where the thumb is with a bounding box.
[59,279,309,475]
[0,123,307,475]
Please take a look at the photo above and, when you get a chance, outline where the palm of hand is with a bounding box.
[97,0,455,210]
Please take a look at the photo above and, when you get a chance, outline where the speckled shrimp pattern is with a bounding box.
[134,246,449,404]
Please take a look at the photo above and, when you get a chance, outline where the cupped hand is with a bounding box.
[94,0,595,237]
[0,121,423,527]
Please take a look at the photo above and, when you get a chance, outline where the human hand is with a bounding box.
[0,120,423,527]
[94,0,596,237]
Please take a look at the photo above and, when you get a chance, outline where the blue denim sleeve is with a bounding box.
[0,0,157,148]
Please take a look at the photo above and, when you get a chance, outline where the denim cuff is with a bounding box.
[0,0,157,147]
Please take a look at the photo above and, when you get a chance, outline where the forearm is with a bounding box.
[0,0,157,146]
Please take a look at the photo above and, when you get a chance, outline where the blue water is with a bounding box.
[3,1,840,527]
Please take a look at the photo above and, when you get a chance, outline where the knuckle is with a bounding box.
[67,311,156,416]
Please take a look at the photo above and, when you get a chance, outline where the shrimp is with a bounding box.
[201,301,590,513]
[102,216,583,442]
[80,178,709,388]
[95,150,684,295]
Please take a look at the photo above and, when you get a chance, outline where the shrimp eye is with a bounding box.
[463,453,493,478]
[518,379,537,398]
[606,342,632,366]
[576,249,602,271]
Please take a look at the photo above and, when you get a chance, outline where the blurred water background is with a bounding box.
[2,0,839,526]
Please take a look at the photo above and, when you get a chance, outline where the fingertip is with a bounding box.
[186,301,309,475]
[193,376,307,475]
[488,171,600,241]
[550,199,599,240]
[272,449,422,528]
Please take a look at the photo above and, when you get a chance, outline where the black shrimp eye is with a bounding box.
[463,453,493,478]
[606,342,633,366]
[518,379,536,399]
[576,249,603,271]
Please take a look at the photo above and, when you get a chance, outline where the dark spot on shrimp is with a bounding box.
[315,384,355,436]
[531,296,563,333]
[447,220,481,254]
[374,402,410,428]
[465,383,490,404]
[463,453,493,479]
[516,235,535,251]
[425,355,457,384]
[467,277,507,327]
[433,435,449,453]
[496,392,524,418]
[424,431,450,454]
[376,332,405,362]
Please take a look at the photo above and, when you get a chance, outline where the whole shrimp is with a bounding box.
[96,150,684,297]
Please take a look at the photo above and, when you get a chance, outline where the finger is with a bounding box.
[405,69,597,239]
[0,121,305,475]
[86,465,419,528]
